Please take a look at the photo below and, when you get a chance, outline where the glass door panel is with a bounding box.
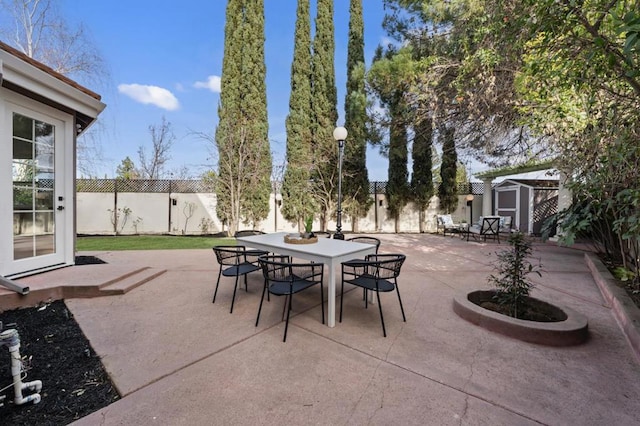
[12,112,56,260]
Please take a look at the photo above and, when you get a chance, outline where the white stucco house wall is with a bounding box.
[1,41,105,278]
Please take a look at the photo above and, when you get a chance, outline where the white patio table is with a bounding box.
[236,232,377,327]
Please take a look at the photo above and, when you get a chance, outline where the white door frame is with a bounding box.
[1,89,74,278]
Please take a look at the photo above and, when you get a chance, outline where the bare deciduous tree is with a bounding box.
[138,116,175,179]
[0,0,110,177]
[0,0,108,86]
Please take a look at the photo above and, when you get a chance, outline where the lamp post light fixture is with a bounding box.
[333,126,348,240]
[465,193,474,224]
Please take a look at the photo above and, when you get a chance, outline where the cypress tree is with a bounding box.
[343,0,370,231]
[411,117,434,232]
[215,0,242,229]
[438,125,458,213]
[281,0,315,228]
[370,46,410,231]
[387,100,410,232]
[215,0,271,235]
[310,0,339,229]
[241,0,272,225]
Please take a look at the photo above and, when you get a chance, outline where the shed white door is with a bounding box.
[2,101,70,277]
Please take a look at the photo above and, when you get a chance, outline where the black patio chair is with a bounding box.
[347,236,382,301]
[256,255,325,342]
[346,236,381,254]
[233,230,269,266]
[340,254,406,337]
[212,245,262,313]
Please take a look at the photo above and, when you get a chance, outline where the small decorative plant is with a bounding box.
[304,216,314,238]
[488,232,541,318]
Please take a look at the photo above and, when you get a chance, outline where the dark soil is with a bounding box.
[74,255,107,266]
[479,300,566,322]
[0,300,119,425]
[474,292,568,322]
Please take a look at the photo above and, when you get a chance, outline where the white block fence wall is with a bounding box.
[75,179,484,235]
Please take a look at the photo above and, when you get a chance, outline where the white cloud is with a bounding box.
[118,83,180,110]
[193,75,221,93]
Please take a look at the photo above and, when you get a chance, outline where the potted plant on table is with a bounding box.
[302,216,315,239]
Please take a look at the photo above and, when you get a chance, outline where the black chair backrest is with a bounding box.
[365,254,405,279]
[213,245,247,266]
[259,255,323,283]
[259,255,290,281]
[347,236,381,254]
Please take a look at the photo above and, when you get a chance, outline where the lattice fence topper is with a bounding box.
[369,181,484,195]
[76,179,215,193]
[76,179,485,195]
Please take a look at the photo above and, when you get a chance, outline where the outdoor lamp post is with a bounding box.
[333,126,348,239]
[466,194,474,224]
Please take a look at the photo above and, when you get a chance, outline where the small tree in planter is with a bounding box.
[488,232,541,318]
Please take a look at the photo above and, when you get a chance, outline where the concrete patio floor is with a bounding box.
[10,233,640,425]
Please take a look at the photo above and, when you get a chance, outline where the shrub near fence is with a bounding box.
[76,179,484,235]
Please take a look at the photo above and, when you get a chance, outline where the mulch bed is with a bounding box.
[0,300,119,425]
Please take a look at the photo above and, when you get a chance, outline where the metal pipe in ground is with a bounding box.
[0,329,42,405]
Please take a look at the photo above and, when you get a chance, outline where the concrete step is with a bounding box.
[99,268,167,295]
[1,267,167,311]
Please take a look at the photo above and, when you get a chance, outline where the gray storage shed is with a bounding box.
[494,179,559,236]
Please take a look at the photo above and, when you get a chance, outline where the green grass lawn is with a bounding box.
[76,235,234,251]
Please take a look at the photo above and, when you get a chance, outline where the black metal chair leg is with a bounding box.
[339,277,345,322]
[213,269,222,303]
[255,283,268,327]
[395,278,406,322]
[375,286,386,337]
[283,292,293,342]
[230,274,240,314]
[281,294,289,321]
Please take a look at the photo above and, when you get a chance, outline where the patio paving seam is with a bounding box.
[533,279,609,308]
[117,325,276,397]
[296,323,547,425]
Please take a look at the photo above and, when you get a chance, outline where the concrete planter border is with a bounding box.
[453,290,589,346]
[585,253,640,362]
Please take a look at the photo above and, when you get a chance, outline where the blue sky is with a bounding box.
[62,1,393,180]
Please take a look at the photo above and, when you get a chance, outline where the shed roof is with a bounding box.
[498,179,559,189]
[474,160,555,180]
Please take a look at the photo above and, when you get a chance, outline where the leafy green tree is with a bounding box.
[380,0,543,167]
[438,125,458,214]
[115,156,139,180]
[281,0,315,229]
[342,0,371,231]
[215,0,271,236]
[310,0,339,229]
